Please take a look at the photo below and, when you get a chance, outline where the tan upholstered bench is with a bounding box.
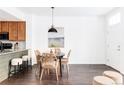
[93,76,115,85]
[103,71,123,85]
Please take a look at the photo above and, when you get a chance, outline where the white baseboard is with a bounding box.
[70,60,105,64]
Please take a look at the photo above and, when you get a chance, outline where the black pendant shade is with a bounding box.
[48,7,57,33]
[48,27,57,33]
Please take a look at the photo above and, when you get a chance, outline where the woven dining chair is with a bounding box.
[61,49,71,78]
[40,53,59,81]
[54,48,61,55]
[34,50,42,77]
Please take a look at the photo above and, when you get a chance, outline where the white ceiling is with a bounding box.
[0,9,19,21]
[18,7,115,16]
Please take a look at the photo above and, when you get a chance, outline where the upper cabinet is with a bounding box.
[0,21,26,41]
[9,22,18,41]
[17,22,26,41]
[1,22,9,32]
[0,22,1,32]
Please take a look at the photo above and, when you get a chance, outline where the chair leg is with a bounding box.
[55,69,58,81]
[35,64,40,76]
[39,65,42,78]
[29,58,32,69]
[8,63,11,79]
[47,69,49,75]
[66,64,69,78]
[62,64,64,70]
[14,66,18,78]
[40,68,44,80]
[27,61,28,70]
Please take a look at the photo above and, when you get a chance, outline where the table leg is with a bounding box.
[59,57,62,77]
[39,63,42,78]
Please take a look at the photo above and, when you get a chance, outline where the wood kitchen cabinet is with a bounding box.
[0,21,26,41]
[17,22,26,41]
[1,22,9,32]
[0,22,1,32]
[9,22,18,41]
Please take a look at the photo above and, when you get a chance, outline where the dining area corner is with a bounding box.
[34,48,71,81]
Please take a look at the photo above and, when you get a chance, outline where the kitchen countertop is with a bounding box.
[0,49,29,82]
[0,49,29,56]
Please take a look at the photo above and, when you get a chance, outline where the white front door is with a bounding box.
[106,24,121,71]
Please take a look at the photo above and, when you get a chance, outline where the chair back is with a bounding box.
[35,50,42,56]
[34,50,42,64]
[42,53,56,62]
[54,48,61,55]
[42,53,58,67]
[67,49,71,58]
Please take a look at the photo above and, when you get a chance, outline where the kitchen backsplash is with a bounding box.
[0,40,26,51]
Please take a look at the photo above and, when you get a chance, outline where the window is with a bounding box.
[108,12,121,26]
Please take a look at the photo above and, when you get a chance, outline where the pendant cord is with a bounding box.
[52,7,54,27]
[48,7,57,32]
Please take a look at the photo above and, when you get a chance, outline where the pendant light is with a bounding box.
[48,7,57,33]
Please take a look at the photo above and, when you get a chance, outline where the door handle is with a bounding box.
[117,49,120,51]
[117,45,120,48]
[117,45,120,51]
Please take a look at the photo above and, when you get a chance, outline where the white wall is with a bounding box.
[25,15,32,49]
[32,15,106,64]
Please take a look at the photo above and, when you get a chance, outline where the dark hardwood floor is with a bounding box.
[1,64,124,85]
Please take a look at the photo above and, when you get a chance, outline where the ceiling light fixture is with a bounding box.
[48,7,57,33]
